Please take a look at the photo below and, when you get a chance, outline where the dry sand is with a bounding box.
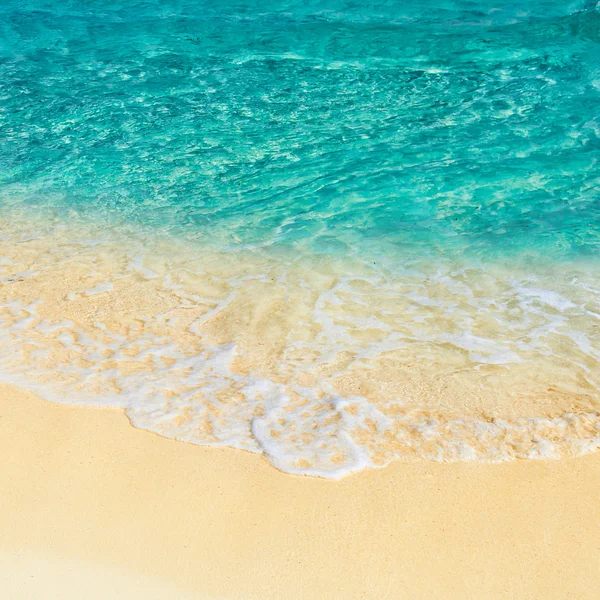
[1,383,599,599]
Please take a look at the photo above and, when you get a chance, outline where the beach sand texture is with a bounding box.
[2,1,600,597]
[1,383,600,599]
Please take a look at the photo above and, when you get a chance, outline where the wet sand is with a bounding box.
[1,383,599,599]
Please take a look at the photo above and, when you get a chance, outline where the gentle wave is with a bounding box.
[1,218,599,477]
[1,0,600,477]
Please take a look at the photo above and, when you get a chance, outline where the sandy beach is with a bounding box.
[2,1,600,598]
[1,383,599,599]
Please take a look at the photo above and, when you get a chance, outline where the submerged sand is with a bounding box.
[3,220,600,477]
[1,383,599,599]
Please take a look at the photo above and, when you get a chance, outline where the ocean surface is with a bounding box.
[1,0,600,477]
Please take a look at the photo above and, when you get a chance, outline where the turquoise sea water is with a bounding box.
[1,0,599,260]
[1,1,600,476]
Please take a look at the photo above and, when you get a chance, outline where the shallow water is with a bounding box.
[1,0,600,477]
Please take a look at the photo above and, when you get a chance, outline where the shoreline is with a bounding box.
[2,383,600,598]
[2,219,600,476]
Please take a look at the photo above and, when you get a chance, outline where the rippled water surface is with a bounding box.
[1,0,599,476]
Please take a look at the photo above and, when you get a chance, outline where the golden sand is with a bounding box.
[1,383,600,599]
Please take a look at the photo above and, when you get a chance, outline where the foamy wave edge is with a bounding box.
[2,219,600,478]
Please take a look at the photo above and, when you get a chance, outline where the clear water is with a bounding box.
[1,0,600,477]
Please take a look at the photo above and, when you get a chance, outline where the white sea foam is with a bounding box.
[1,216,600,477]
